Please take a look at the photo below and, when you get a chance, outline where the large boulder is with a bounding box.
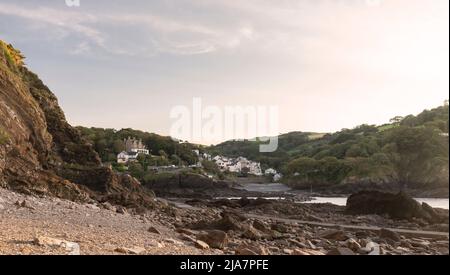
[197,230,228,249]
[345,191,445,223]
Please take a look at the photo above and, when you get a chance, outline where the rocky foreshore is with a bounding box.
[1,187,448,255]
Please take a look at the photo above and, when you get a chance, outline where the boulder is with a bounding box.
[34,236,80,255]
[194,240,210,250]
[235,244,269,255]
[198,230,228,249]
[242,226,263,240]
[346,191,444,223]
[345,238,362,252]
[379,228,401,242]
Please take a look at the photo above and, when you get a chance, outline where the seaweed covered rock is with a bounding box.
[346,191,446,223]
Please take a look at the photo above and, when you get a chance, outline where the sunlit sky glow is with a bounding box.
[0,0,448,145]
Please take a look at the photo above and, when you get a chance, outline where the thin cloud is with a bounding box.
[0,2,255,56]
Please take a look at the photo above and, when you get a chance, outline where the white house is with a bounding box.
[212,155,263,176]
[117,137,150,164]
[265,168,277,175]
[117,151,139,164]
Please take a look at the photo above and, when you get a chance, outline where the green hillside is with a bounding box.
[209,103,449,190]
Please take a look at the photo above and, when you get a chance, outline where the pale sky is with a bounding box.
[0,0,448,145]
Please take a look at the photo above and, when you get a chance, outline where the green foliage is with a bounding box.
[76,127,200,165]
[201,160,220,175]
[128,163,145,179]
[211,104,449,189]
[1,41,25,70]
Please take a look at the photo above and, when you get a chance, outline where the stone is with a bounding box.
[293,248,325,255]
[327,247,356,255]
[410,240,431,248]
[15,200,35,210]
[318,230,349,241]
[198,230,228,250]
[34,236,80,255]
[252,220,270,232]
[195,240,210,250]
[283,249,294,255]
[379,228,401,242]
[346,191,444,223]
[148,226,162,235]
[115,247,146,255]
[116,206,128,215]
[366,242,381,255]
[176,228,197,236]
[242,226,263,240]
[102,202,116,212]
[271,223,289,233]
[306,240,317,250]
[345,238,362,252]
[180,234,197,243]
[235,244,269,255]
[85,204,100,210]
[165,238,184,246]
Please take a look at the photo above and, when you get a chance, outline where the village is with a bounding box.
[116,137,282,181]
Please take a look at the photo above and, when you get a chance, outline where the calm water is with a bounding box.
[238,183,449,210]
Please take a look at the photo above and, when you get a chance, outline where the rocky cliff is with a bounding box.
[0,40,155,208]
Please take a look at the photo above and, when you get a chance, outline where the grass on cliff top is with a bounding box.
[0,40,25,71]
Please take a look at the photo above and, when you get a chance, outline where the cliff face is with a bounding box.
[0,40,155,208]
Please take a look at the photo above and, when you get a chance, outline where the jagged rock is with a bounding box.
[198,230,228,249]
[379,228,401,242]
[33,236,80,255]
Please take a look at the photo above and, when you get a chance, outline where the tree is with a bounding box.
[202,160,220,175]
[128,163,145,179]
[240,167,250,177]
[389,116,404,125]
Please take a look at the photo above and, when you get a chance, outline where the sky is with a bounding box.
[0,0,448,145]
